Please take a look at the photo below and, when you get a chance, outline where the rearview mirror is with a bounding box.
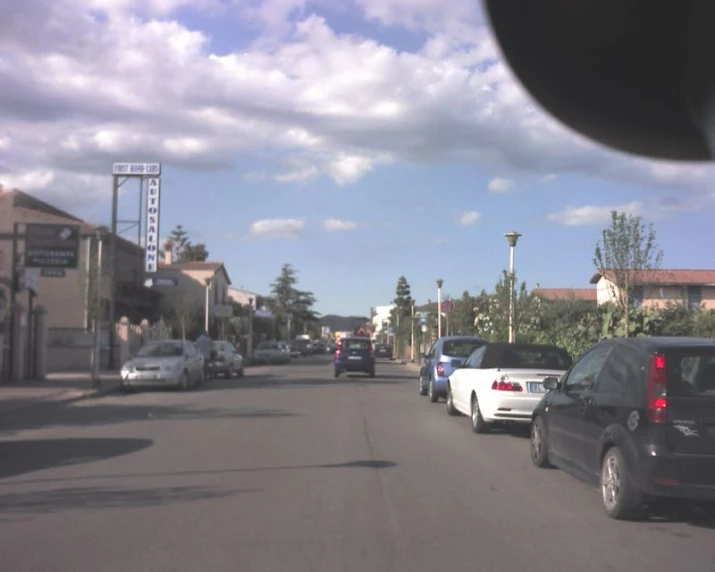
[543,376,559,391]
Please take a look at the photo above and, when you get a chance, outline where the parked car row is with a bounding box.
[419,335,715,521]
[120,338,246,392]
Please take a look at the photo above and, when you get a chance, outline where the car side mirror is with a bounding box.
[543,376,560,391]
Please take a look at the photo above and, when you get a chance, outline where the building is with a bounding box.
[228,287,260,309]
[0,187,161,329]
[532,288,597,304]
[153,252,233,333]
[590,269,715,310]
[371,304,395,335]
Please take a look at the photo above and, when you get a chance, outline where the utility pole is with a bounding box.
[91,231,103,387]
[204,278,212,333]
[436,279,443,339]
[410,300,415,362]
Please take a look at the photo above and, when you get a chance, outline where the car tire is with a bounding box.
[445,384,458,416]
[470,394,490,434]
[179,372,190,391]
[369,370,375,378]
[419,376,428,396]
[238,366,245,378]
[530,416,552,468]
[334,370,341,378]
[428,378,439,403]
[600,447,644,520]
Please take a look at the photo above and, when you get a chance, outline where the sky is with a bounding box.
[1,0,715,317]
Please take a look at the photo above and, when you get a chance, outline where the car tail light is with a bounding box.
[646,352,668,423]
[335,341,342,359]
[491,376,523,392]
[436,362,445,377]
[216,356,225,362]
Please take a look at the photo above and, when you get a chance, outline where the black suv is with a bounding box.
[530,336,715,520]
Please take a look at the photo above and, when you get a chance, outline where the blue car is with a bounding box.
[419,336,488,402]
[334,337,376,378]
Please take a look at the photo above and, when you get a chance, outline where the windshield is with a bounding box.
[491,345,572,370]
[136,342,183,358]
[443,339,486,358]
[665,350,715,397]
[342,339,370,350]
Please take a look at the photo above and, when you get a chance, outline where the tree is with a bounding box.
[594,211,663,337]
[390,276,413,356]
[166,224,210,263]
[269,264,319,338]
[451,290,476,335]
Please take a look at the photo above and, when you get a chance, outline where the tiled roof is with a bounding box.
[533,288,597,302]
[591,269,715,286]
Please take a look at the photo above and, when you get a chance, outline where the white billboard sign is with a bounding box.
[112,163,162,176]
[144,177,161,273]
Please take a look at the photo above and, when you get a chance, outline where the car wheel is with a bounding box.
[238,366,245,378]
[369,370,375,378]
[470,394,490,434]
[600,447,644,520]
[445,384,458,416]
[530,416,552,468]
[334,370,341,378]
[227,365,235,378]
[428,378,439,403]
[419,376,428,396]
[180,372,190,391]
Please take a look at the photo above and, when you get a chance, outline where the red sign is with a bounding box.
[440,300,454,313]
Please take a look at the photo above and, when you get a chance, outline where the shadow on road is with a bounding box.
[0,459,399,488]
[0,485,249,515]
[0,438,153,480]
[0,404,300,437]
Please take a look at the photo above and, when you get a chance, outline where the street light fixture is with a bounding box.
[504,231,522,344]
[436,279,443,339]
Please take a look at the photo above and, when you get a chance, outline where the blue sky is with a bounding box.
[2,0,714,316]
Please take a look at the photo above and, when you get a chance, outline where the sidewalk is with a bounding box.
[0,372,122,415]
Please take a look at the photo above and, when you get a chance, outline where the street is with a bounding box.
[0,355,713,572]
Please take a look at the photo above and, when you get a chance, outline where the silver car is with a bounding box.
[120,340,204,391]
[208,340,245,378]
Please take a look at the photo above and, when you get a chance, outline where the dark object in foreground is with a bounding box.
[483,0,715,162]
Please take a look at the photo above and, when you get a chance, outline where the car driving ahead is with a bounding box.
[334,337,375,378]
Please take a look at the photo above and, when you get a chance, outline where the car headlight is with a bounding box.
[121,362,135,373]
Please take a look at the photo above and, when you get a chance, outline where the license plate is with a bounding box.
[527,382,546,393]
[348,356,362,360]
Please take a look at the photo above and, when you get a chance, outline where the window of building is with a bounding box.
[688,286,702,310]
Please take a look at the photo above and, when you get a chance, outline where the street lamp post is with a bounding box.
[204,278,212,333]
[248,297,254,360]
[504,231,522,344]
[436,279,443,339]
[410,300,415,362]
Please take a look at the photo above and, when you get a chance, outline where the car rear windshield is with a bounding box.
[442,339,486,358]
[484,345,572,370]
[342,339,370,350]
[664,349,715,397]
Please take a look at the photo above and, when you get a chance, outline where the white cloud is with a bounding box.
[541,173,557,183]
[547,196,701,227]
[488,176,515,193]
[248,218,305,239]
[322,218,358,231]
[459,210,481,226]
[1,0,714,213]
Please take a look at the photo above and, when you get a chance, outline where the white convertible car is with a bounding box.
[446,342,572,433]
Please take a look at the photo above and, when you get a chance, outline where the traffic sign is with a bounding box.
[112,163,161,176]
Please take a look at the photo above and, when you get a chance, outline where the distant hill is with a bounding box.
[320,314,370,332]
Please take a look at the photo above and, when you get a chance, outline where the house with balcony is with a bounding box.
[153,252,232,336]
[0,187,161,329]
[589,269,715,310]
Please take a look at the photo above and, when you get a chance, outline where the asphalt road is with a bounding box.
[0,355,713,572]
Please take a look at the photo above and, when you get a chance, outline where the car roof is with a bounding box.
[598,336,715,351]
[485,342,567,350]
[440,336,488,343]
